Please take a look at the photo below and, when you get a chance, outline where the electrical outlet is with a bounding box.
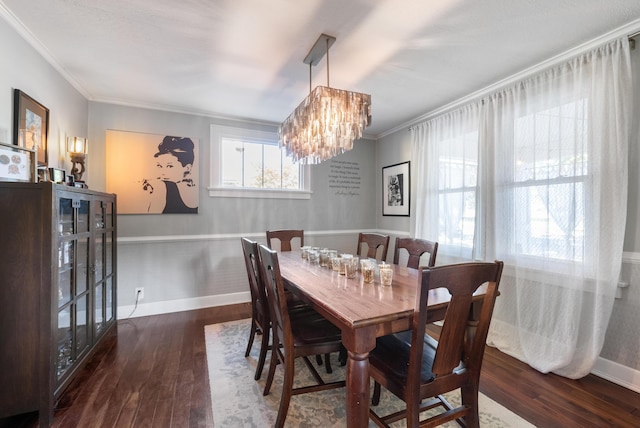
[135,287,144,301]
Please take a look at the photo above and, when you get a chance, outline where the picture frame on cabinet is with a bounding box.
[48,167,66,184]
[12,89,49,166]
[0,141,36,182]
[382,161,410,216]
[37,166,49,182]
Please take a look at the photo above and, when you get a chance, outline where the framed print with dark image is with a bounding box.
[13,89,49,166]
[382,161,410,216]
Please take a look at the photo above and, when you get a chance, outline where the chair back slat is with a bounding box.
[266,229,304,252]
[412,261,503,382]
[393,237,438,269]
[258,244,291,348]
[241,238,268,321]
[357,232,390,261]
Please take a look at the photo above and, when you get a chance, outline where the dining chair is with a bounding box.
[266,229,334,373]
[368,261,504,428]
[266,229,304,252]
[393,237,439,269]
[356,232,390,262]
[242,237,325,380]
[241,237,272,381]
[258,244,346,428]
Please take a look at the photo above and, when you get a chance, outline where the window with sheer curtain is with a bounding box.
[412,37,632,378]
[413,104,480,261]
[508,98,588,265]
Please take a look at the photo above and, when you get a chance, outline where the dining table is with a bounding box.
[277,251,484,428]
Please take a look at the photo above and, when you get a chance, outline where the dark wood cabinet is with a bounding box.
[0,182,117,427]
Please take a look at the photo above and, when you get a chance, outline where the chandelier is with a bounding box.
[279,34,371,164]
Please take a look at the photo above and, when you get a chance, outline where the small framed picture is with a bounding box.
[37,166,49,182]
[13,89,49,166]
[49,167,66,184]
[0,141,36,182]
[382,161,410,216]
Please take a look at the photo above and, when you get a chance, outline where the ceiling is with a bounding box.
[3,0,640,138]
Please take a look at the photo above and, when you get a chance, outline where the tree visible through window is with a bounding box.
[221,138,300,190]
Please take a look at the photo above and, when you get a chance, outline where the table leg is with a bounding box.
[346,349,370,427]
[343,326,376,428]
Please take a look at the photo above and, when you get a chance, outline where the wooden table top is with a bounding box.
[277,251,456,332]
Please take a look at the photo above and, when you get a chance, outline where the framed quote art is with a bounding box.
[12,89,49,166]
[382,161,410,216]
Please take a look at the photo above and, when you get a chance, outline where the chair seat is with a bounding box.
[370,331,466,387]
[290,315,342,347]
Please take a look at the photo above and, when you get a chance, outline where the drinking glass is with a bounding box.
[361,260,375,283]
[331,256,341,272]
[308,249,319,264]
[380,266,393,286]
[340,254,353,275]
[319,249,329,267]
[301,246,311,260]
[345,258,358,279]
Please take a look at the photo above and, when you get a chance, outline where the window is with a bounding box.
[413,103,481,260]
[209,125,310,199]
[509,100,588,262]
[438,132,478,253]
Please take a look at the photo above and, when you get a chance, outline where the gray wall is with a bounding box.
[87,102,378,307]
[0,19,88,167]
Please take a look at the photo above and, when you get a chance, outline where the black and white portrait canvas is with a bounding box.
[106,130,199,214]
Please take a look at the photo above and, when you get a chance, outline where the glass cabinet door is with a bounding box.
[77,200,90,233]
[55,193,92,384]
[51,188,117,394]
[59,198,74,235]
[58,241,73,307]
[93,198,116,337]
[75,293,90,356]
[56,306,72,379]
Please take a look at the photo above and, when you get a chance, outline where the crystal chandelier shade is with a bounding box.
[279,86,371,164]
[278,34,372,164]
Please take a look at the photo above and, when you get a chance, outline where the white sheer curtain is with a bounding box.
[412,103,481,263]
[412,37,632,378]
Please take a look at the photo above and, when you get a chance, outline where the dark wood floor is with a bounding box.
[2,303,640,427]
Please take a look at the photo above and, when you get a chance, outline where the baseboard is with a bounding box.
[592,357,640,393]
[117,291,251,319]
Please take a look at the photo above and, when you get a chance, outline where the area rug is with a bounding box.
[205,319,535,427]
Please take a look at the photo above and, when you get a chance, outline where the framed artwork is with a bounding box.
[0,141,36,182]
[48,167,66,184]
[12,89,49,166]
[106,130,199,214]
[382,161,410,216]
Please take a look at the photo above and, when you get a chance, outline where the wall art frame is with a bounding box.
[0,141,36,182]
[13,89,49,166]
[106,130,199,214]
[382,161,410,216]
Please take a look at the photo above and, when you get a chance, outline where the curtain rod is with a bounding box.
[629,31,639,49]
